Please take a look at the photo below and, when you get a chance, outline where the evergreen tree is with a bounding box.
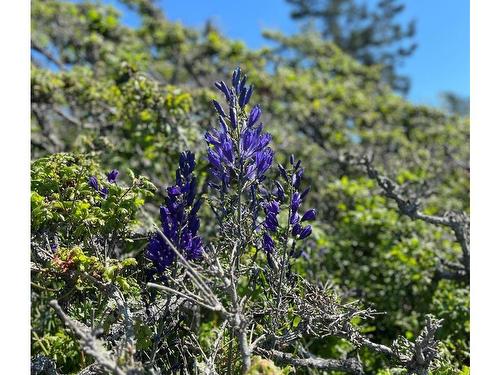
[286,0,417,93]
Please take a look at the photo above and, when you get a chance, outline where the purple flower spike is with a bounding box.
[146,151,203,273]
[207,68,274,188]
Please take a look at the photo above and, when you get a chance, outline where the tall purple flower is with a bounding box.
[206,68,274,190]
[146,151,203,273]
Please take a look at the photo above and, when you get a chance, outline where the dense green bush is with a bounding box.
[31,1,469,374]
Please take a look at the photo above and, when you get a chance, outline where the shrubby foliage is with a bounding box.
[31,1,469,374]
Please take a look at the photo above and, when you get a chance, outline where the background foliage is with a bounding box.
[31,0,469,374]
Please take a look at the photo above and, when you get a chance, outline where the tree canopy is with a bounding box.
[286,0,417,93]
[31,1,469,374]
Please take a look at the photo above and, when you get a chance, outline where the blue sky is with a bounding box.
[110,0,469,107]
